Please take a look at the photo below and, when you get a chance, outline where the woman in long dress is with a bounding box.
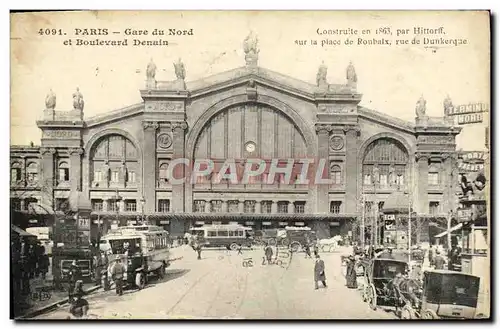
[345,256,358,289]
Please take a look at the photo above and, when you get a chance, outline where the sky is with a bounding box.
[10,11,490,151]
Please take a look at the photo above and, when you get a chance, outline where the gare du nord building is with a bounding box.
[10,38,461,241]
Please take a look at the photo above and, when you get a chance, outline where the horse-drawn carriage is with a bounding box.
[399,270,481,319]
[362,257,410,311]
[361,256,482,319]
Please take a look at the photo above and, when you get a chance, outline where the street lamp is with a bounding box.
[140,196,146,225]
[115,189,122,227]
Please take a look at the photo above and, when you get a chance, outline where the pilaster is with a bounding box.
[40,147,56,210]
[142,121,158,213]
[171,121,188,213]
[315,124,332,213]
[416,152,430,214]
[255,201,262,214]
[343,125,360,213]
[69,147,83,208]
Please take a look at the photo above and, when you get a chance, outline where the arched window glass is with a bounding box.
[58,161,69,182]
[11,162,21,182]
[26,162,39,184]
[362,138,408,188]
[330,164,342,185]
[428,163,440,186]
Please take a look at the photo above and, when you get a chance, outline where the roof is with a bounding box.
[424,269,479,278]
[381,190,411,214]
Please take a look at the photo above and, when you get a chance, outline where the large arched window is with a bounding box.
[10,162,22,183]
[362,138,409,188]
[90,134,138,187]
[26,162,39,184]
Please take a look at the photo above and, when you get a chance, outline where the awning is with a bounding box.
[245,221,255,225]
[11,224,37,238]
[294,222,305,226]
[434,223,463,238]
[262,222,272,226]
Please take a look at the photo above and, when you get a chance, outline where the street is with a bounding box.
[35,246,397,320]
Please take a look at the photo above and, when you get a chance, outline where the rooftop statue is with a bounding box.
[415,95,426,118]
[346,61,357,86]
[316,61,328,87]
[146,58,157,81]
[443,94,453,116]
[243,31,259,66]
[72,87,84,111]
[45,89,56,110]
[173,58,186,80]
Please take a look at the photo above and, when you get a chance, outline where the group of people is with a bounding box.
[11,236,50,305]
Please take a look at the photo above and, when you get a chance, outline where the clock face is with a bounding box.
[245,142,256,153]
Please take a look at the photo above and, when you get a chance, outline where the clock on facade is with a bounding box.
[245,141,256,153]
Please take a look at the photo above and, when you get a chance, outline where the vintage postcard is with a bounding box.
[10,10,490,320]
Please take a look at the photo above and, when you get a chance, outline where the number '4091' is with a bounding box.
[38,29,64,36]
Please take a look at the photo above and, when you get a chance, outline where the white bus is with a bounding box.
[100,225,170,289]
[189,224,253,250]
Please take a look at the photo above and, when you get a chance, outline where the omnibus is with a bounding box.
[100,225,170,289]
[189,224,253,250]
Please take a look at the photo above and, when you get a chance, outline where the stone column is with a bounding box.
[222,200,228,213]
[69,147,84,208]
[102,198,108,212]
[315,124,331,213]
[416,153,429,214]
[19,156,26,187]
[255,201,262,214]
[142,121,158,213]
[238,199,245,213]
[288,201,294,214]
[442,153,456,214]
[271,201,278,214]
[343,126,360,213]
[40,148,56,210]
[205,200,212,213]
[172,122,188,213]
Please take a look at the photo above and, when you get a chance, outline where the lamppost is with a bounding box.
[140,196,146,225]
[115,189,122,227]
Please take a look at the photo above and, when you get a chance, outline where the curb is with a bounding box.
[17,285,102,319]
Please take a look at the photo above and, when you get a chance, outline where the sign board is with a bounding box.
[457,113,484,125]
[78,217,90,230]
[446,103,489,116]
[457,208,472,223]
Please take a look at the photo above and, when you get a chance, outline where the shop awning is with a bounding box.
[434,223,463,238]
[11,224,37,238]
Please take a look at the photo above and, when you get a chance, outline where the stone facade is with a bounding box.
[10,60,462,239]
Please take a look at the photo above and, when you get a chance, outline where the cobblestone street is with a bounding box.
[35,246,397,320]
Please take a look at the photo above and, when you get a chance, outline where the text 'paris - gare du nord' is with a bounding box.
[162,158,341,185]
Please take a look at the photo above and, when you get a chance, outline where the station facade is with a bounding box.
[10,38,462,240]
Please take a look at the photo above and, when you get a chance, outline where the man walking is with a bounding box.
[433,250,446,270]
[314,254,327,290]
[264,243,273,265]
[110,256,125,296]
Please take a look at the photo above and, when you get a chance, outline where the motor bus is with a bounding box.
[99,224,170,289]
[189,224,253,250]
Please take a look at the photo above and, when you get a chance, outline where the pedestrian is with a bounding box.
[110,256,125,296]
[69,281,89,319]
[264,243,273,264]
[433,250,446,270]
[193,239,202,260]
[314,254,327,289]
[304,243,312,258]
[313,243,319,258]
[68,260,81,301]
[428,246,434,266]
[345,255,358,289]
[39,248,49,281]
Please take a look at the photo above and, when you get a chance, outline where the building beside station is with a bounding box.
[10,34,463,240]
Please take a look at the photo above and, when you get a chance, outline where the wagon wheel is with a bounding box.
[399,305,415,320]
[290,241,301,253]
[268,238,277,246]
[230,243,239,251]
[369,284,377,310]
[282,238,290,247]
[422,309,438,319]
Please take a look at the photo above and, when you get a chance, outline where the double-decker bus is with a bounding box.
[189,224,253,250]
